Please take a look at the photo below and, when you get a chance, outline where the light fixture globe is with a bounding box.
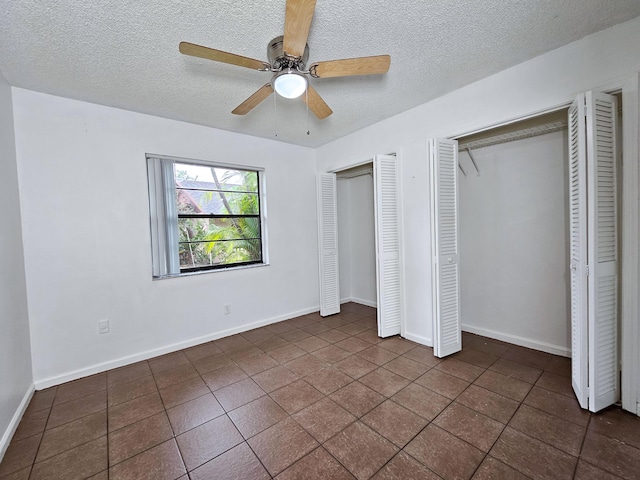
[273,69,307,99]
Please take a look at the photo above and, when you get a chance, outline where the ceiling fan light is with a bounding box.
[273,71,307,99]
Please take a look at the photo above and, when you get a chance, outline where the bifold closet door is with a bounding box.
[317,173,340,316]
[569,95,589,409]
[373,154,402,337]
[429,138,462,357]
[569,91,619,412]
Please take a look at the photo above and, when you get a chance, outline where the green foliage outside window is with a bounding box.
[176,164,261,270]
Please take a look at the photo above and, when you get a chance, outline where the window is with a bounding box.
[147,156,266,277]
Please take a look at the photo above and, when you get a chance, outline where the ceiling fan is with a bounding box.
[179,0,391,119]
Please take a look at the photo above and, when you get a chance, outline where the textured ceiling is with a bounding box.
[1,1,640,147]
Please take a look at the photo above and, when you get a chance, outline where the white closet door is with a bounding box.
[569,95,589,409]
[373,154,402,337]
[317,173,340,316]
[429,138,462,357]
[586,91,619,412]
[569,91,620,413]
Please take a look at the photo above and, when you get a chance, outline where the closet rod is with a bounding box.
[336,169,373,180]
[458,120,567,152]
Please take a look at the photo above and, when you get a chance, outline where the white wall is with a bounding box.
[337,179,352,302]
[459,131,570,355]
[12,89,319,387]
[0,75,33,459]
[317,15,640,347]
[337,174,376,306]
[349,174,376,305]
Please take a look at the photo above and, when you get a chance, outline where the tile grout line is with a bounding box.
[229,323,380,477]
[176,349,223,478]
[393,392,455,478]
[225,313,367,478]
[463,342,587,480]
[183,327,293,478]
[483,399,527,478]
[242,435,275,479]
[256,335,492,478]
[105,362,182,475]
[106,379,111,480]
[397,354,536,479]
[6,307,631,480]
[461,355,585,476]
[573,413,593,479]
[29,385,90,475]
[25,389,57,480]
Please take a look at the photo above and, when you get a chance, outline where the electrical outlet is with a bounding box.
[224,304,231,315]
[98,319,109,334]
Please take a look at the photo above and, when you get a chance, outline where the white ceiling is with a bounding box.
[1,1,639,147]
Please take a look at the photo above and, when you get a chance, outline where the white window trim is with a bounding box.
[146,154,269,278]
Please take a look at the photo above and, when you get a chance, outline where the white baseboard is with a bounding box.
[350,297,377,308]
[34,305,320,390]
[461,324,571,357]
[340,297,377,308]
[0,384,35,463]
[403,332,432,347]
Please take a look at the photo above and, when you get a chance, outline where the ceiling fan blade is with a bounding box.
[232,84,274,115]
[310,55,391,78]
[303,85,332,119]
[283,0,316,57]
[179,42,268,70]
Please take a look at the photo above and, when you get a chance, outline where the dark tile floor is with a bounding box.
[1,302,639,479]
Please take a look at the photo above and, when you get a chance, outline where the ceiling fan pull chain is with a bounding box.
[306,87,310,135]
[273,90,278,137]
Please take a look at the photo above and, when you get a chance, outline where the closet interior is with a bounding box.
[455,97,621,358]
[336,163,377,308]
[457,109,573,356]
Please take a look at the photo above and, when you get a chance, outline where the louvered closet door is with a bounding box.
[569,91,620,413]
[317,173,340,316]
[429,138,462,357]
[374,154,402,337]
[586,91,619,412]
[569,95,589,409]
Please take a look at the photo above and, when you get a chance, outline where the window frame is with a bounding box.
[146,154,269,278]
